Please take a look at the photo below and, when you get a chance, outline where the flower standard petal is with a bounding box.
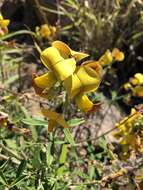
[52,40,89,61]
[40,46,64,70]
[40,46,76,81]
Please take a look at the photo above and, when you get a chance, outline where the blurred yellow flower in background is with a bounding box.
[98,50,113,66]
[113,107,143,160]
[0,13,10,36]
[97,48,124,66]
[130,73,143,86]
[124,73,143,98]
[36,24,56,40]
[112,48,124,62]
[133,86,143,98]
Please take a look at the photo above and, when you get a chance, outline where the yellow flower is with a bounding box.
[0,13,10,36]
[34,41,89,96]
[75,93,101,112]
[38,24,56,39]
[32,73,56,99]
[40,46,76,81]
[52,40,89,61]
[64,61,102,112]
[64,61,102,99]
[112,48,124,62]
[33,41,102,113]
[0,14,10,27]
[134,73,143,85]
[41,108,69,132]
[34,72,57,90]
[75,94,94,112]
[129,78,138,86]
[113,107,143,159]
[98,50,113,66]
[123,82,132,91]
[129,73,143,86]
[133,86,143,98]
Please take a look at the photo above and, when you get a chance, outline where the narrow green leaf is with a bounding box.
[57,144,68,176]
[19,106,39,141]
[47,142,53,167]
[0,158,10,171]
[10,175,27,187]
[32,146,41,169]
[63,128,75,146]
[67,118,85,127]
[59,144,67,164]
[75,185,84,190]
[40,6,64,15]
[0,171,7,186]
[16,160,27,178]
[88,166,95,180]
[22,118,47,127]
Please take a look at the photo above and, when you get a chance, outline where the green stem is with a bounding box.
[0,143,22,161]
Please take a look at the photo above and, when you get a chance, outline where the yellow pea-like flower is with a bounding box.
[64,61,102,98]
[133,86,143,98]
[52,40,89,61]
[75,94,94,112]
[123,82,132,91]
[33,41,103,114]
[113,107,143,159]
[41,108,69,132]
[98,50,113,66]
[134,73,143,85]
[129,73,143,86]
[39,24,51,39]
[41,46,76,81]
[0,13,10,28]
[112,48,124,62]
[129,78,138,86]
[0,13,10,36]
[38,24,56,39]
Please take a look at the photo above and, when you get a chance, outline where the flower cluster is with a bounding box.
[36,24,56,40]
[124,73,143,98]
[113,107,143,160]
[0,13,10,36]
[33,41,124,132]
